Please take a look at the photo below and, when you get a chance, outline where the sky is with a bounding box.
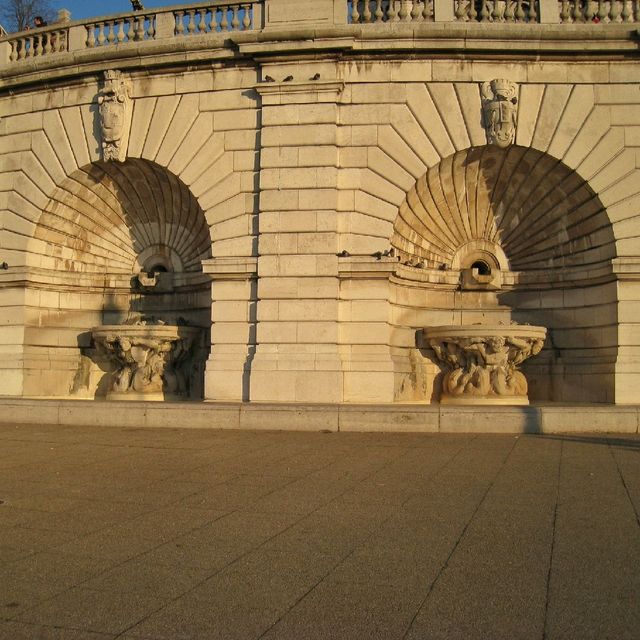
[54,0,179,22]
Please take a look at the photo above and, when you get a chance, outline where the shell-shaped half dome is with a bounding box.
[392,146,615,271]
[34,159,211,274]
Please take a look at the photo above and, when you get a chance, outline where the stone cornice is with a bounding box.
[1,23,638,92]
[201,257,258,280]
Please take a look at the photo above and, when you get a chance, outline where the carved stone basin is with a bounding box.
[92,324,201,401]
[422,325,547,405]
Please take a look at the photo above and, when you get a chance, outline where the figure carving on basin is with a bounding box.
[92,320,201,401]
[422,324,546,405]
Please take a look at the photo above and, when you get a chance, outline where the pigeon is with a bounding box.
[337,250,350,257]
[310,73,321,80]
[283,75,294,82]
[264,75,275,82]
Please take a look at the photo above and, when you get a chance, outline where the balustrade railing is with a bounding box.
[558,0,639,22]
[85,14,155,48]
[454,0,538,21]
[3,0,259,64]
[350,0,435,22]
[2,0,638,67]
[174,3,254,33]
[8,28,68,62]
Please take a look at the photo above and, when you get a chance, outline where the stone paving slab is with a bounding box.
[0,424,639,639]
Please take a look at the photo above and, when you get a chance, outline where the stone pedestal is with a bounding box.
[92,324,200,401]
[423,325,547,405]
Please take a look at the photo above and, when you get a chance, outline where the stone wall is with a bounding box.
[1,1,639,403]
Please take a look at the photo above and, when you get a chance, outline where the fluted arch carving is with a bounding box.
[33,159,211,274]
[391,146,615,271]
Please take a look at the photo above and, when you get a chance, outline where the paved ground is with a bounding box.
[0,424,639,640]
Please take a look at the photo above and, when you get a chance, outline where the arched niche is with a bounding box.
[389,146,618,404]
[24,159,212,399]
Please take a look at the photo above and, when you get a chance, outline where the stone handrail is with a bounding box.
[2,0,638,65]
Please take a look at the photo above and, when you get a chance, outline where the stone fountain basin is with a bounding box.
[92,325,201,401]
[92,325,201,344]
[422,325,547,342]
[421,324,547,405]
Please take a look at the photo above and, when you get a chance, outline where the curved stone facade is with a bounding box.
[1,0,639,404]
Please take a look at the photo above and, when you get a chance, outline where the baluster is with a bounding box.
[136,16,145,39]
[515,0,525,19]
[572,0,584,20]
[597,0,608,19]
[399,0,409,18]
[610,0,621,19]
[17,38,26,60]
[492,0,503,20]
[24,35,32,57]
[243,4,252,29]
[175,11,185,34]
[147,15,155,38]
[560,0,570,21]
[505,0,515,19]
[423,0,433,19]
[97,23,106,46]
[44,32,52,54]
[619,0,630,19]
[221,5,229,30]
[53,30,62,53]
[350,0,359,22]
[231,5,240,29]
[197,9,207,32]
[115,19,124,42]
[362,0,372,21]
[584,0,594,18]
[469,0,479,19]
[455,0,467,19]
[410,0,421,18]
[33,34,42,56]
[480,0,491,20]
[105,21,114,44]
[527,0,537,20]
[187,10,196,33]
[86,25,95,47]
[388,0,399,19]
[10,40,17,61]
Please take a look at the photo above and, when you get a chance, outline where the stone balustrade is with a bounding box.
[4,0,259,64]
[0,0,638,67]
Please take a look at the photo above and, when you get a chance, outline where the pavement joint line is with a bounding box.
[254,433,473,638]
[113,439,426,639]
[107,451,402,637]
[6,491,243,624]
[400,435,520,640]
[542,439,564,640]
[607,438,640,530]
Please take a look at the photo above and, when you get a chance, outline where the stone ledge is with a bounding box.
[0,398,637,434]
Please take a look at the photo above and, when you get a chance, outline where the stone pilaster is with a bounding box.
[202,257,257,401]
[613,259,640,404]
[251,78,345,402]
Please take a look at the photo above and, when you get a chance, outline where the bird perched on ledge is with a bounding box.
[130,0,145,10]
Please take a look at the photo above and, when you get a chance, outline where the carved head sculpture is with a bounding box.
[481,79,518,149]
